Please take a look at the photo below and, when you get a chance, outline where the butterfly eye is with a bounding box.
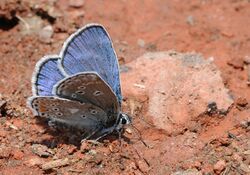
[121,118,127,124]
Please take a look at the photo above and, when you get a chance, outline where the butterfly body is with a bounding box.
[28,24,130,140]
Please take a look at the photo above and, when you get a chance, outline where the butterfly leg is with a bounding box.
[94,130,112,141]
[80,128,100,143]
[94,126,116,141]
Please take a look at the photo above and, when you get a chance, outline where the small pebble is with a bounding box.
[136,160,150,173]
[240,120,250,129]
[39,25,54,43]
[232,153,243,162]
[201,164,213,174]
[69,0,85,8]
[0,147,11,158]
[137,39,145,48]
[240,163,250,173]
[42,158,70,170]
[25,156,45,167]
[213,160,226,174]
[192,161,201,169]
[243,150,250,155]
[125,128,132,134]
[12,149,24,160]
[128,161,137,170]
[235,97,248,107]
[80,140,95,152]
[0,129,7,138]
[172,169,202,175]
[5,121,18,130]
[243,56,250,64]
[31,144,54,157]
[186,15,195,26]
[88,150,97,156]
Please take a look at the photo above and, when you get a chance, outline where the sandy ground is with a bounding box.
[0,0,249,174]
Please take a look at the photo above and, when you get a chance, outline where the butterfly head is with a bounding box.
[116,113,131,131]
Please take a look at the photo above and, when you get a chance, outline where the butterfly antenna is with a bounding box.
[130,124,149,148]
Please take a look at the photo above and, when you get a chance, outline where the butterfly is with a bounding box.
[27,23,131,140]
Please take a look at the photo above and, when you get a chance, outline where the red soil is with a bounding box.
[0,0,249,174]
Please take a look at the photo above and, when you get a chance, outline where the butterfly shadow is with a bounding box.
[33,118,131,149]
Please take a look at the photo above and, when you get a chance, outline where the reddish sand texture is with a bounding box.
[0,0,250,174]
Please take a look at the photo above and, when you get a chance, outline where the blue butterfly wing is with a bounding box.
[59,24,122,102]
[32,56,65,96]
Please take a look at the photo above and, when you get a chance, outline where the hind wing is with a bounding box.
[32,56,65,96]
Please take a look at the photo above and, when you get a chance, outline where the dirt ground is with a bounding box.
[0,0,249,174]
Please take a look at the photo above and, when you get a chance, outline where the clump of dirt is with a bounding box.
[0,0,250,174]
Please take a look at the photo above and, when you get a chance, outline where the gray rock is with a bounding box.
[31,144,54,157]
[39,25,54,43]
[121,51,233,133]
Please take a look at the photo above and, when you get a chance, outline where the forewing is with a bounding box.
[59,24,122,102]
[54,72,119,125]
[32,56,65,96]
[28,96,110,131]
